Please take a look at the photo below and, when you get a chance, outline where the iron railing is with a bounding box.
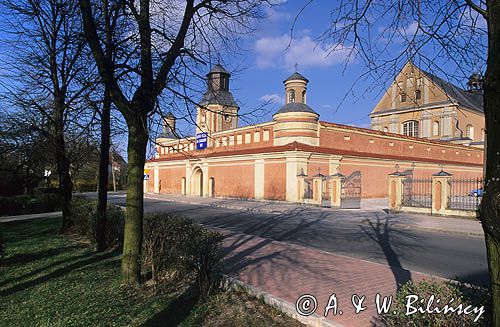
[449,178,483,211]
[402,177,432,208]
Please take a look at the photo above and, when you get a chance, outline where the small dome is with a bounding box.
[274,102,318,115]
[284,72,309,83]
[207,64,230,76]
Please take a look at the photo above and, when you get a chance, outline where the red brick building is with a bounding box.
[145,65,483,205]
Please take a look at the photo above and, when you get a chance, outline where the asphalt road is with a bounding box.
[107,194,489,286]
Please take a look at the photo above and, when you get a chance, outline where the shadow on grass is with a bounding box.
[0,248,93,288]
[141,284,200,327]
[0,249,120,297]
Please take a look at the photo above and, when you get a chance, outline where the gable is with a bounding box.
[371,61,452,116]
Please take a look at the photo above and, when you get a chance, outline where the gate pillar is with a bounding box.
[432,170,453,215]
[330,173,343,208]
[388,172,405,210]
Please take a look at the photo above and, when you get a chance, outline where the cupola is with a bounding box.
[273,71,320,146]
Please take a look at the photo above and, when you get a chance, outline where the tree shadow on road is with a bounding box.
[359,216,416,292]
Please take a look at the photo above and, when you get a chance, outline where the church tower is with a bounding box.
[196,64,239,135]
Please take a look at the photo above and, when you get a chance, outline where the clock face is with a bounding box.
[224,115,232,123]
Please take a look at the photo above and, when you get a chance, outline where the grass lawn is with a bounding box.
[0,217,304,327]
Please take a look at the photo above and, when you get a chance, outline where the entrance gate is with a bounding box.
[321,178,332,207]
[340,171,361,209]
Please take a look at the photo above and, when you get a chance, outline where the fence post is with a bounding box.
[432,170,453,215]
[297,176,305,202]
[388,172,405,210]
[330,173,344,208]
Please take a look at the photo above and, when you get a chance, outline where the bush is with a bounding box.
[71,197,124,249]
[380,280,489,327]
[142,214,224,299]
[0,193,60,216]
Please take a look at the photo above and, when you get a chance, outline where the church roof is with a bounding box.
[200,90,238,107]
[420,69,483,113]
[274,102,318,115]
[284,72,309,83]
[207,64,230,76]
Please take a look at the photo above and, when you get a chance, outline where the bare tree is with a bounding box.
[310,0,498,323]
[79,0,268,283]
[0,0,94,231]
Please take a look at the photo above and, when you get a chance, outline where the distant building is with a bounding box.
[370,61,485,147]
[145,65,483,204]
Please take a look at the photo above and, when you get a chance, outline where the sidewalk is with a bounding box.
[0,211,61,223]
[145,193,484,237]
[220,228,436,327]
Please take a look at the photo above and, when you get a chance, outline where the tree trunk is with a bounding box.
[121,114,148,284]
[54,92,73,232]
[480,2,500,325]
[95,88,111,252]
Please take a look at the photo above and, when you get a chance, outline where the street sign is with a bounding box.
[196,132,208,150]
[144,174,150,180]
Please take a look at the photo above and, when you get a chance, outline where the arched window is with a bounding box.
[302,90,306,103]
[432,121,440,136]
[383,127,389,133]
[288,90,295,103]
[403,120,419,137]
[466,124,474,139]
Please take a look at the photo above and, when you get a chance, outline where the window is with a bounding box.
[383,127,389,133]
[403,120,419,137]
[288,90,295,103]
[400,92,407,102]
[466,124,474,139]
[302,90,306,103]
[415,89,421,100]
[432,121,440,136]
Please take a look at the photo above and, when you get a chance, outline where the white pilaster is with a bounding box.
[254,158,265,200]
[153,163,159,193]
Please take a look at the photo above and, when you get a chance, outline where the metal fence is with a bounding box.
[303,178,313,199]
[449,178,483,211]
[402,177,432,208]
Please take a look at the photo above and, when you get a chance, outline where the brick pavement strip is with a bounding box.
[218,228,439,327]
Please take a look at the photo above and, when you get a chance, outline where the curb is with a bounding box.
[222,275,341,327]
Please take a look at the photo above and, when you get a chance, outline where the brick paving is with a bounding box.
[220,229,438,327]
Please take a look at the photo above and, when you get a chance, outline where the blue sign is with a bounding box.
[196,132,208,150]
[144,174,150,180]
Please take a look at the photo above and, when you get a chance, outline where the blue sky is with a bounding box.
[226,0,378,128]
[214,0,487,131]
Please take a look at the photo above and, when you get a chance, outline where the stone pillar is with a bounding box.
[432,171,453,215]
[185,163,191,195]
[285,153,309,202]
[202,162,209,197]
[330,174,343,208]
[388,172,405,210]
[313,176,323,205]
[297,175,305,202]
[254,158,265,200]
[153,164,160,194]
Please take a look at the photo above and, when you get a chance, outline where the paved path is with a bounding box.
[0,211,61,223]
[221,229,433,327]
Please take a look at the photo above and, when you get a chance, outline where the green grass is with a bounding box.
[0,217,303,327]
